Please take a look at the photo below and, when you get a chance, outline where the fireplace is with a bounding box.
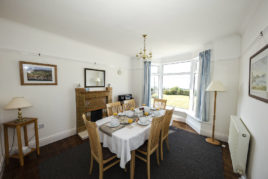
[90,109,103,122]
[75,87,112,138]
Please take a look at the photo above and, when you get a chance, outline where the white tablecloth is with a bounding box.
[96,110,166,168]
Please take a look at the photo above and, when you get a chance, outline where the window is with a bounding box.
[151,65,160,105]
[150,58,199,111]
[192,60,199,112]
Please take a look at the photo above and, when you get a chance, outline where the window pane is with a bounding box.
[151,75,159,104]
[191,60,199,111]
[163,75,190,89]
[151,66,159,74]
[163,61,191,74]
[192,73,199,111]
[162,75,190,109]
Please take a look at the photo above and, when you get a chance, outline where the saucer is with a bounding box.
[108,122,120,128]
[137,120,150,126]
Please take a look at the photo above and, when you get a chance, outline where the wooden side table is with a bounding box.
[4,118,40,166]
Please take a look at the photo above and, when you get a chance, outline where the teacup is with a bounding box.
[134,108,140,113]
[126,110,134,117]
[139,117,147,124]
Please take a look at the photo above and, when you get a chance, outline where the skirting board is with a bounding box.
[200,128,228,142]
[186,114,228,142]
[172,114,186,123]
[186,114,201,133]
[29,128,76,147]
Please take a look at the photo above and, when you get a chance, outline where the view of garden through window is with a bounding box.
[151,60,199,110]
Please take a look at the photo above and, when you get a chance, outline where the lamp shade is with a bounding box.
[5,97,32,110]
[206,81,226,92]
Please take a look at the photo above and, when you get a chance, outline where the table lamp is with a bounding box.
[4,97,32,122]
[206,81,225,145]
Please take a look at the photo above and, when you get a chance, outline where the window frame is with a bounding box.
[151,58,199,112]
[151,64,161,99]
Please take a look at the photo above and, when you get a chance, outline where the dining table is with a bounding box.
[96,108,167,179]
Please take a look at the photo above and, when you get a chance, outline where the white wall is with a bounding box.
[0,18,131,153]
[200,34,240,141]
[130,58,144,106]
[237,0,268,178]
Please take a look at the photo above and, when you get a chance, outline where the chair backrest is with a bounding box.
[123,99,136,111]
[147,116,164,152]
[82,114,103,162]
[162,109,174,139]
[153,98,167,110]
[106,102,122,116]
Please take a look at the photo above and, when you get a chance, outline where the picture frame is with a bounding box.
[84,68,105,88]
[249,44,268,103]
[19,61,58,85]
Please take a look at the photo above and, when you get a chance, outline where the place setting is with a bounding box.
[99,112,136,136]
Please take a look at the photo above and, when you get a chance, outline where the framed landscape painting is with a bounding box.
[249,44,268,103]
[19,61,58,85]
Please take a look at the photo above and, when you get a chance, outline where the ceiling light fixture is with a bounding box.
[136,34,152,61]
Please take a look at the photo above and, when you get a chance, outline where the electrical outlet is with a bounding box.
[38,124,45,129]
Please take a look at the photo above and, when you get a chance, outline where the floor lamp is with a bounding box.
[206,81,225,145]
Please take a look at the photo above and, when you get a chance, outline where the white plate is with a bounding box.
[118,112,125,116]
[137,120,150,126]
[108,122,120,128]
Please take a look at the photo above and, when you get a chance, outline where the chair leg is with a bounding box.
[160,139,164,161]
[89,155,93,175]
[99,163,103,179]
[147,155,151,179]
[165,137,170,151]
[156,147,160,166]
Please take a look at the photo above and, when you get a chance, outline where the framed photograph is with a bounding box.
[249,44,268,103]
[19,61,58,85]
[84,68,105,88]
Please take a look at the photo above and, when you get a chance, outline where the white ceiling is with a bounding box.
[0,0,257,58]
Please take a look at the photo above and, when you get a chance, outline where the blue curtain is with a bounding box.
[143,61,151,106]
[195,50,211,122]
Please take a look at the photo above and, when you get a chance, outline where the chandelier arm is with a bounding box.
[136,34,152,61]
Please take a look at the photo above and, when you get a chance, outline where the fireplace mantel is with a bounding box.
[75,87,112,134]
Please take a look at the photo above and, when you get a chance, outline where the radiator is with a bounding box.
[228,115,250,175]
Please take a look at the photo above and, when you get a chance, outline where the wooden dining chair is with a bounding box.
[135,116,164,179]
[123,99,136,111]
[82,114,120,179]
[106,102,122,116]
[160,109,174,160]
[153,98,167,110]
